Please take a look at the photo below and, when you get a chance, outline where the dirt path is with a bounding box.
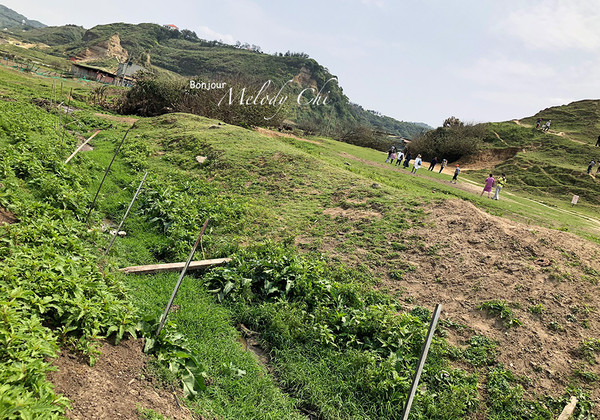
[338,151,600,234]
[493,131,510,147]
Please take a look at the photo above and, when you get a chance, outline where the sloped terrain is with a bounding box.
[1,53,600,418]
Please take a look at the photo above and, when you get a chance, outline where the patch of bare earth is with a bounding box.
[455,147,520,171]
[0,206,17,224]
[47,339,195,420]
[381,199,600,414]
[255,127,322,145]
[94,112,139,125]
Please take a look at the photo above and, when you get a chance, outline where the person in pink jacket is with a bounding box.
[481,174,495,198]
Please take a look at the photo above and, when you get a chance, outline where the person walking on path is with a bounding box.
[536,118,543,129]
[595,135,600,147]
[481,174,495,198]
[395,150,405,166]
[587,159,596,174]
[492,173,506,200]
[451,165,460,183]
[411,154,423,174]
[428,157,438,171]
[403,152,412,168]
[385,146,396,163]
[542,120,552,132]
[390,150,397,164]
[438,158,447,173]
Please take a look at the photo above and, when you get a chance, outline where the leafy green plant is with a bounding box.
[478,300,522,328]
[138,316,207,398]
[463,335,498,367]
[578,338,600,364]
[528,303,545,315]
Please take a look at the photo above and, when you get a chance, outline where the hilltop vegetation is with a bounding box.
[4,19,430,142]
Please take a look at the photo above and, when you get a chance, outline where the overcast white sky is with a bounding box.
[3,0,599,127]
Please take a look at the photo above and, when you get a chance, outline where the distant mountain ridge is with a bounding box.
[3,5,431,140]
[0,4,45,29]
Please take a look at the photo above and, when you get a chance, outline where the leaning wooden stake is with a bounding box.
[557,396,578,420]
[103,171,148,256]
[156,218,210,337]
[65,130,101,163]
[401,304,442,420]
[85,126,132,223]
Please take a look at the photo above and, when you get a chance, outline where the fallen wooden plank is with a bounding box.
[120,258,231,274]
[558,396,578,420]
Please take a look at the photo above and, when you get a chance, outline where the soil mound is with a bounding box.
[384,199,600,412]
[47,339,194,420]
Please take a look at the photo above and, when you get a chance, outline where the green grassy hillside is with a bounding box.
[456,100,600,211]
[1,65,599,418]
[0,4,45,29]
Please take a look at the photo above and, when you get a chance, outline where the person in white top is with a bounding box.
[395,150,405,166]
[411,154,423,174]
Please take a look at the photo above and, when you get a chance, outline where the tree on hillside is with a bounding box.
[409,118,487,162]
[443,116,464,128]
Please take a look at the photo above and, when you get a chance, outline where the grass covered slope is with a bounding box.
[1,66,599,418]
[461,100,600,211]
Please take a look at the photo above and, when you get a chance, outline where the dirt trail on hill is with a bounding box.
[513,119,588,145]
[380,199,600,413]
[338,150,600,235]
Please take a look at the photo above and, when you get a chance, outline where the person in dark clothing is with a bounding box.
[385,146,395,163]
[596,135,600,147]
[403,152,412,168]
[428,157,438,171]
[588,160,596,174]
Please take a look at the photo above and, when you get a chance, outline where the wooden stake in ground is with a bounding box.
[401,304,442,420]
[557,396,578,420]
[65,130,101,163]
[156,218,210,337]
[85,126,132,223]
[103,171,148,256]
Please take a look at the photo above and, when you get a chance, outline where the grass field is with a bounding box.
[1,65,599,419]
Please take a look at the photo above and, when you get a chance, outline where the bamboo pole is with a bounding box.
[85,126,132,223]
[103,171,148,255]
[557,396,578,420]
[156,218,210,337]
[120,258,231,274]
[402,304,442,420]
[60,87,73,144]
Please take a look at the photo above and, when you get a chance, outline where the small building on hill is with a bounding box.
[116,62,145,78]
[70,62,144,86]
[70,62,116,84]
